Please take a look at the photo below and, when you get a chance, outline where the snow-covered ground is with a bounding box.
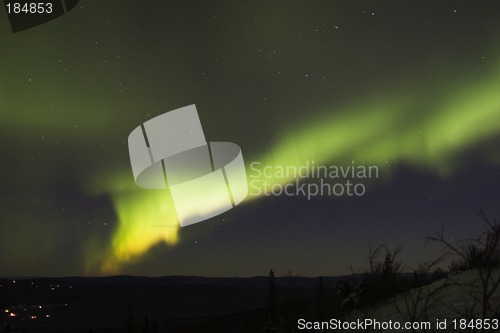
[344,268,500,332]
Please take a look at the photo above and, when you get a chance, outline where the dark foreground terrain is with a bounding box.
[0,275,354,333]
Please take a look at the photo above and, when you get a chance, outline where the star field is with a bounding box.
[0,1,500,277]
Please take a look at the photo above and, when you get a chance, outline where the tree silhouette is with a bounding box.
[316,276,329,321]
[357,244,405,306]
[428,209,500,322]
[126,303,135,333]
[264,269,277,333]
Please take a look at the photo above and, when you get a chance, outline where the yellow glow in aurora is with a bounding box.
[86,190,179,274]
[90,69,500,274]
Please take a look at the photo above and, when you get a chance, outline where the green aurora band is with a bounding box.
[88,63,500,273]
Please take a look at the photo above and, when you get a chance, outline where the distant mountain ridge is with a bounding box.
[1,274,365,288]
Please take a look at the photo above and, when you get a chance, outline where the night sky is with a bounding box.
[1,1,500,277]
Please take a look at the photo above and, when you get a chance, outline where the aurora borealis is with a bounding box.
[1,1,500,277]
